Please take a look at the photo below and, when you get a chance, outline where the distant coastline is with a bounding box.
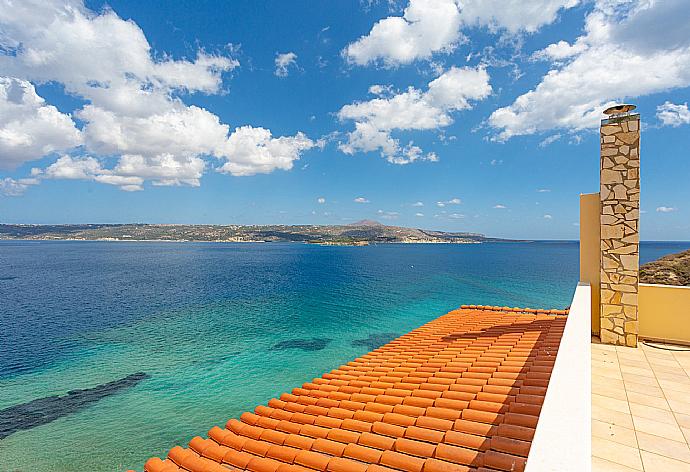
[0,222,516,245]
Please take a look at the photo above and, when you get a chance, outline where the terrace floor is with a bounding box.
[592,338,690,471]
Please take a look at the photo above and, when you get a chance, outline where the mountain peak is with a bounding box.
[349,219,384,227]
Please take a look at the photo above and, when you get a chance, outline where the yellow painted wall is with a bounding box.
[639,284,690,345]
[580,193,600,334]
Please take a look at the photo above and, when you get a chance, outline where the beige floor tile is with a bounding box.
[624,381,664,397]
[593,381,630,401]
[636,431,690,463]
[655,371,690,384]
[594,393,632,414]
[682,426,690,444]
[592,419,638,447]
[625,390,670,410]
[617,348,647,359]
[633,415,686,442]
[592,456,640,472]
[668,399,690,416]
[674,412,690,429]
[640,451,690,472]
[642,346,677,359]
[629,402,679,425]
[620,365,657,378]
[595,374,625,390]
[593,342,617,352]
[647,363,685,375]
[592,436,643,470]
[647,357,683,368]
[659,379,690,393]
[595,367,625,381]
[593,404,635,429]
[623,372,659,386]
[662,387,690,403]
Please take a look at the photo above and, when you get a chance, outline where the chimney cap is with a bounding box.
[603,104,636,116]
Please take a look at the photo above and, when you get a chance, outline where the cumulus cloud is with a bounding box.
[344,0,578,67]
[459,0,579,34]
[543,214,553,219]
[489,0,690,140]
[338,66,491,163]
[412,201,424,207]
[493,204,506,209]
[354,197,370,203]
[0,78,82,170]
[317,197,326,204]
[0,0,315,191]
[656,206,676,213]
[218,127,315,176]
[344,0,463,67]
[275,52,298,77]
[415,212,424,217]
[657,101,690,127]
[537,188,551,193]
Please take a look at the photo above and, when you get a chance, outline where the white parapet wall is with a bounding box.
[525,282,592,472]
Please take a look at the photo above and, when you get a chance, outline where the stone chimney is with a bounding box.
[599,105,640,347]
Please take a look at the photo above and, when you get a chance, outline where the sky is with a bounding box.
[1,0,689,240]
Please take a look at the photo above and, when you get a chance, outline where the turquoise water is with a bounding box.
[1,240,688,471]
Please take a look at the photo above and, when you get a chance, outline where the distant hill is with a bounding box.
[349,219,383,227]
[0,223,511,245]
[640,249,690,286]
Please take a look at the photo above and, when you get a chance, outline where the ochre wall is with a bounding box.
[639,284,690,345]
[580,193,601,334]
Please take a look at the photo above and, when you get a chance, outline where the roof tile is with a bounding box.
[142,307,567,472]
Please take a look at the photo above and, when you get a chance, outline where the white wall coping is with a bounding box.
[525,282,592,472]
[640,282,690,290]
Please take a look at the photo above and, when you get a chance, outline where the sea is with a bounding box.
[1,240,688,471]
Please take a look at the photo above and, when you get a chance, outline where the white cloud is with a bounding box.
[460,0,579,34]
[448,213,464,219]
[415,212,424,217]
[317,197,326,204]
[490,159,503,166]
[656,206,676,213]
[537,188,551,193]
[493,204,506,209]
[218,126,315,176]
[0,78,82,170]
[437,197,461,207]
[532,40,587,61]
[0,0,315,191]
[489,0,690,140]
[275,52,298,77]
[543,214,553,219]
[338,66,491,163]
[343,0,464,67]
[41,155,145,191]
[0,176,38,196]
[344,0,578,67]
[539,134,561,148]
[412,201,424,206]
[657,101,690,127]
[354,196,370,203]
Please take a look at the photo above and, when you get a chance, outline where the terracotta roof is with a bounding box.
[141,306,567,472]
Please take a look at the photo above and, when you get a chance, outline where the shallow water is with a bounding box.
[0,240,687,471]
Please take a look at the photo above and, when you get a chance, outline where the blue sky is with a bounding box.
[1,0,689,240]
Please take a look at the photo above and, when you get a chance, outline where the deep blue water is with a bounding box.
[0,240,688,471]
